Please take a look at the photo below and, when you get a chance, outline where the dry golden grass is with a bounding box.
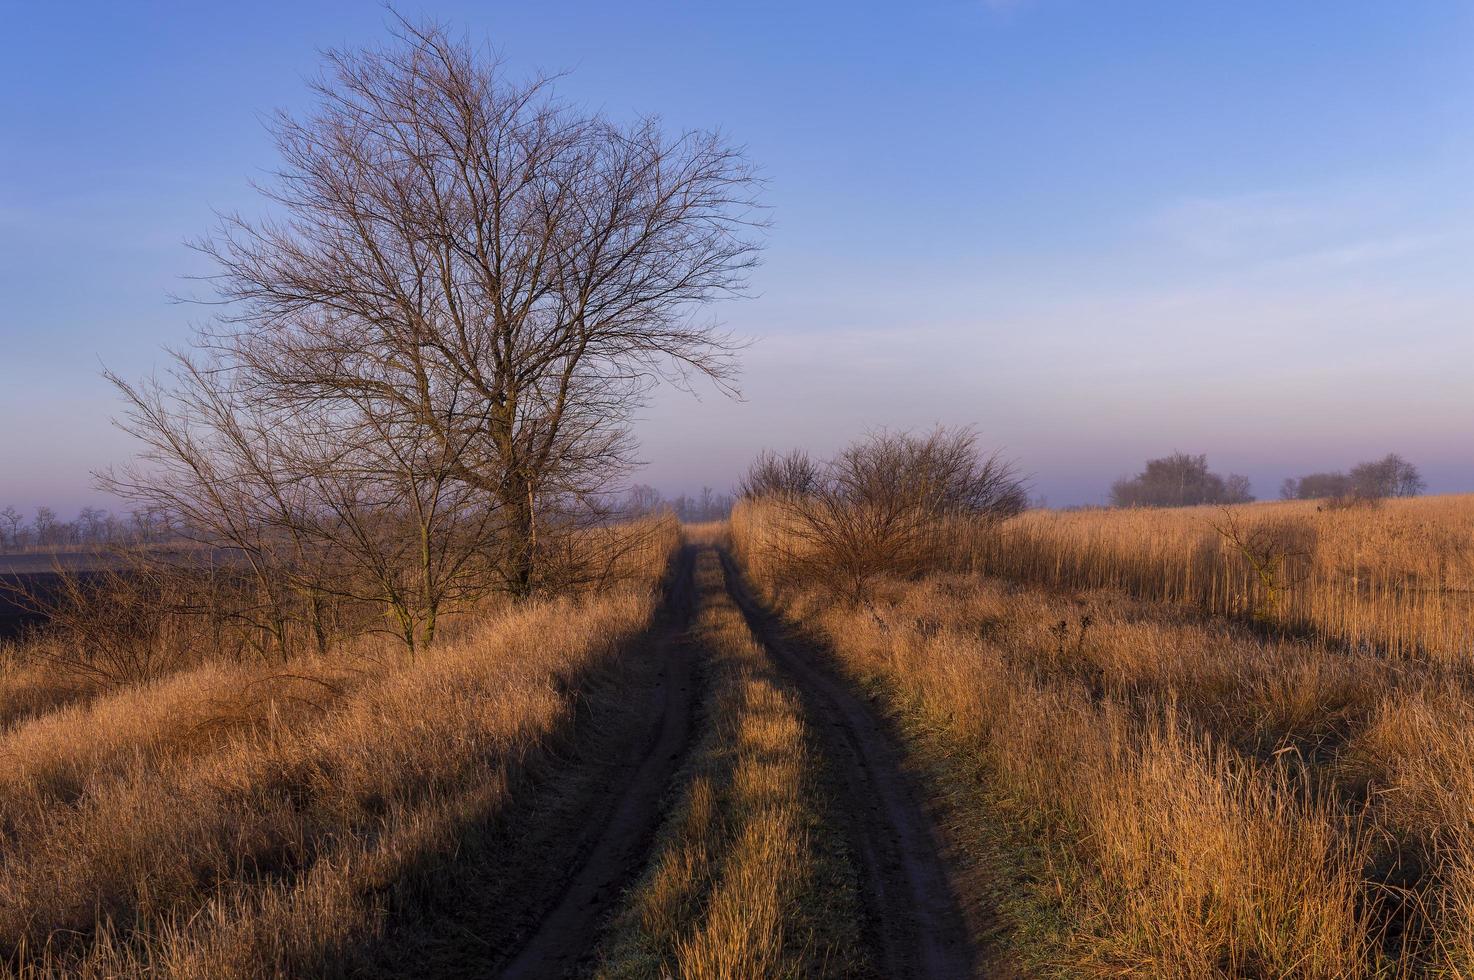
[0,517,679,978]
[596,546,865,979]
[0,641,88,731]
[970,494,1474,660]
[731,498,1474,976]
[0,515,683,713]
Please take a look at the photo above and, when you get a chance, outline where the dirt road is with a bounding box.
[495,542,978,977]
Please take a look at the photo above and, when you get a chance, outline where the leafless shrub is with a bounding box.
[530,511,681,596]
[773,428,1026,602]
[739,449,821,500]
[1210,507,1317,622]
[1,557,226,689]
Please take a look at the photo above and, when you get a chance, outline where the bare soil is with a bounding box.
[370,543,986,977]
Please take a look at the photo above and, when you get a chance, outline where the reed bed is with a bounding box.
[968,495,1474,660]
[731,498,1474,976]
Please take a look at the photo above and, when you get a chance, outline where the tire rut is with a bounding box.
[717,548,980,980]
[497,545,700,979]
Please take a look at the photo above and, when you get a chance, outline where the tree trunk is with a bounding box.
[501,488,537,599]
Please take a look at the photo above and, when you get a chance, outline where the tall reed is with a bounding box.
[965,495,1474,659]
[731,498,1474,974]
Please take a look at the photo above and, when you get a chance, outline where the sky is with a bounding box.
[2,0,1472,514]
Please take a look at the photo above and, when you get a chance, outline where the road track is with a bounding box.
[718,547,978,979]
[498,542,978,977]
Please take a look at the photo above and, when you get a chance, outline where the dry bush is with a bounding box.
[534,513,682,595]
[3,561,229,690]
[747,428,1025,602]
[738,448,820,499]
[1209,506,1317,621]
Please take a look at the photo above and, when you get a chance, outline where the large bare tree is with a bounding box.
[196,18,762,595]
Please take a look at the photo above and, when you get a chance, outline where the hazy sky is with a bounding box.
[3,0,1472,514]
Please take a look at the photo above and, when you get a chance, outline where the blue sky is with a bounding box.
[2,1,1472,512]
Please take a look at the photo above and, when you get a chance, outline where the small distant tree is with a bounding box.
[32,507,57,546]
[1350,453,1425,501]
[668,488,733,522]
[622,484,665,517]
[739,449,820,500]
[1110,452,1253,508]
[1309,472,1355,499]
[1283,471,1354,501]
[130,506,168,544]
[1223,473,1255,505]
[78,507,108,543]
[0,506,22,549]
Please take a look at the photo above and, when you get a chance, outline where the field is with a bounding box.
[4,496,1474,977]
[732,493,1474,975]
[0,522,687,977]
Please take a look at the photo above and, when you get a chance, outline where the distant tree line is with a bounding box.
[0,505,171,551]
[1108,450,1427,509]
[1280,453,1425,504]
[620,485,735,523]
[1110,452,1254,508]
